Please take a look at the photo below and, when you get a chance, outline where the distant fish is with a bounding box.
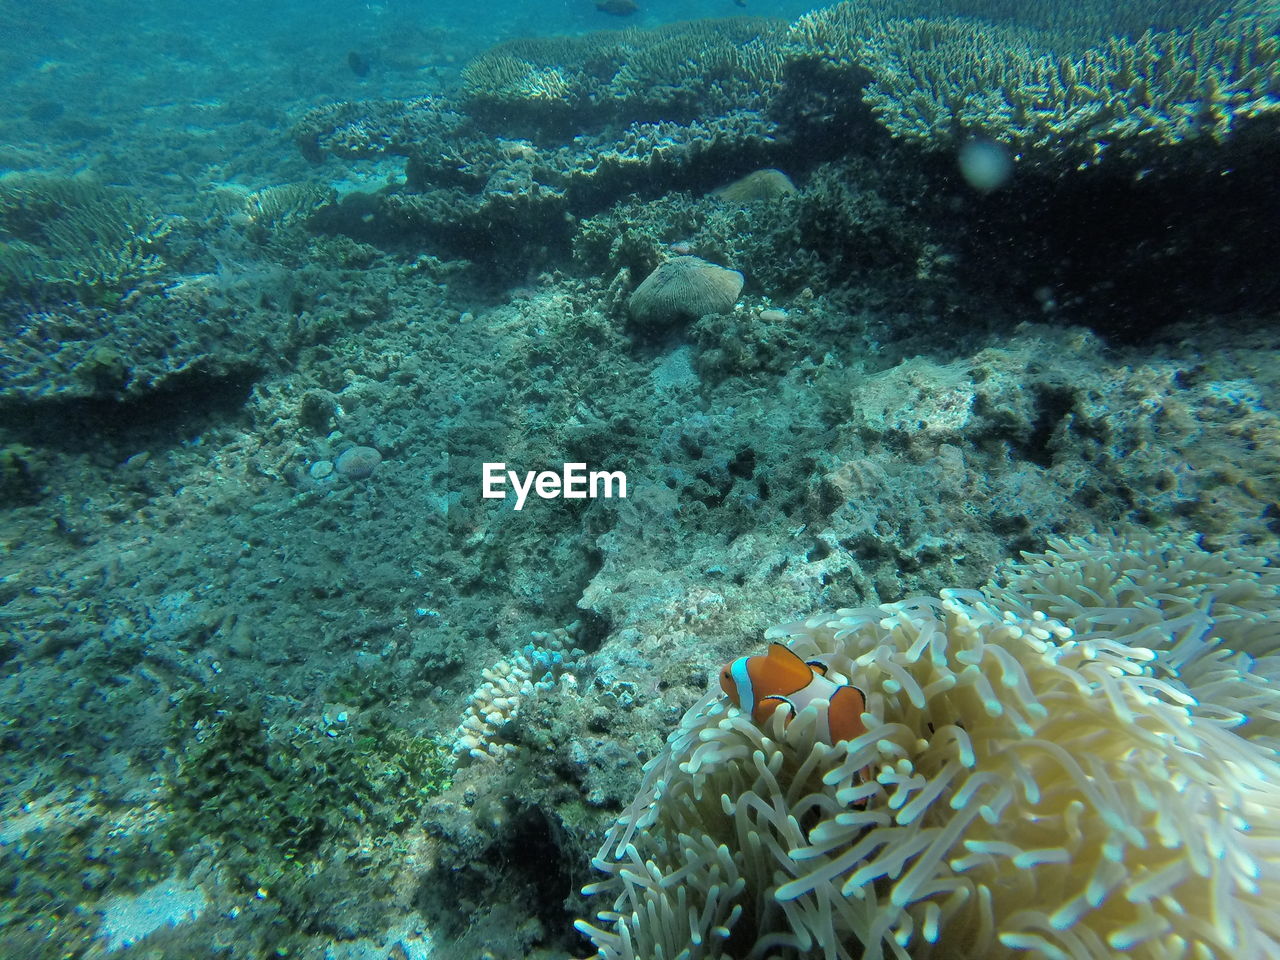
[347,51,371,77]
[732,0,746,5]
[595,0,638,15]
[27,100,65,123]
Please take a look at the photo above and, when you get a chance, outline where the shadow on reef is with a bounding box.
[418,802,583,960]
[0,365,257,510]
[0,364,257,452]
[939,118,1280,341]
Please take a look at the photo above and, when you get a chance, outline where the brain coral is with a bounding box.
[628,256,745,329]
[576,534,1280,960]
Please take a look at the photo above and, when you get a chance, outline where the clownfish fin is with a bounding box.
[754,694,794,725]
[762,643,817,689]
[827,684,869,743]
[766,643,815,672]
[766,642,805,662]
[806,659,829,676]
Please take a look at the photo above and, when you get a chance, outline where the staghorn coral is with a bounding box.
[577,533,1280,959]
[854,17,1066,148]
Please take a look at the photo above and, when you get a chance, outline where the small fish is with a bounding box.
[720,642,868,745]
[732,0,746,6]
[347,51,371,77]
[595,0,638,15]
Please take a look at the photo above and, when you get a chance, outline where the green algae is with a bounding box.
[166,690,453,891]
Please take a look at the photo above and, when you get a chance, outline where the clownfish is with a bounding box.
[719,643,868,745]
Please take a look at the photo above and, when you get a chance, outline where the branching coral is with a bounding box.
[291,96,460,162]
[577,533,1280,959]
[0,174,169,302]
[461,18,788,126]
[243,183,331,233]
[453,624,583,762]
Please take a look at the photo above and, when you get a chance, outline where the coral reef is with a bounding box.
[453,625,584,762]
[277,1,1278,321]
[0,181,387,407]
[292,96,463,164]
[296,0,1280,226]
[781,0,1280,162]
[850,11,1280,163]
[460,18,788,132]
[572,157,942,309]
[2,2,1278,958]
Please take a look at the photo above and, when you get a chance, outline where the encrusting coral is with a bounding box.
[576,532,1280,959]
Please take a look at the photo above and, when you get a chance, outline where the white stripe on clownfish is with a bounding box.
[727,655,756,720]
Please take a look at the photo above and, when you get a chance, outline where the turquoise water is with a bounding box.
[2,1,1278,957]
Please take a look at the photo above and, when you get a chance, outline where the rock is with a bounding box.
[335,446,382,478]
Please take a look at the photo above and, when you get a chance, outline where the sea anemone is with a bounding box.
[577,536,1280,959]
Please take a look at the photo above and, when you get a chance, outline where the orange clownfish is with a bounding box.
[720,643,868,745]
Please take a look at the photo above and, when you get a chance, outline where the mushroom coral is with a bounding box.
[627,256,744,329]
[576,533,1280,959]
